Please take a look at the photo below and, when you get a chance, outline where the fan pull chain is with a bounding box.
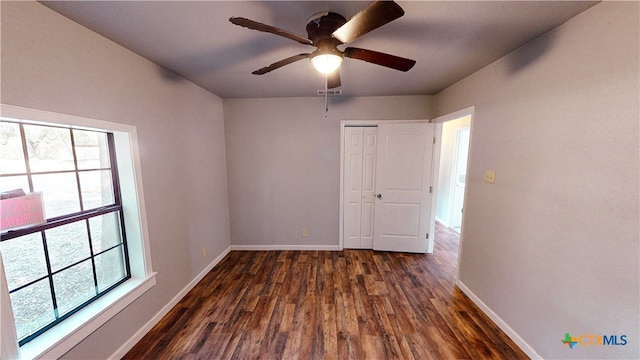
[324,74,329,118]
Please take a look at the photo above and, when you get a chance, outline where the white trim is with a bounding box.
[429,122,443,253]
[431,106,476,124]
[1,104,136,133]
[20,275,156,360]
[109,246,231,360]
[341,119,430,126]
[0,250,20,360]
[339,123,346,250]
[456,280,543,360]
[231,245,341,251]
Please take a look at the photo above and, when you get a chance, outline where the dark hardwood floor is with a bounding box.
[123,223,528,359]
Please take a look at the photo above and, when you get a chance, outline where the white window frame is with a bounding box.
[0,104,156,360]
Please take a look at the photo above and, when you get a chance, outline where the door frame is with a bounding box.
[430,106,474,270]
[339,119,432,251]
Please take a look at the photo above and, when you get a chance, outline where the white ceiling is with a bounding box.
[42,1,598,99]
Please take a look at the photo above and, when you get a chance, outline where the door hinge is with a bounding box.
[433,136,436,145]
[429,186,432,193]
[426,233,429,239]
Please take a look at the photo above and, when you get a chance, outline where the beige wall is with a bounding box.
[224,96,432,247]
[434,2,639,359]
[1,2,231,358]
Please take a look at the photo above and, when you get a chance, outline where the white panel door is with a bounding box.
[344,127,377,249]
[360,128,377,248]
[344,127,363,248]
[373,123,434,253]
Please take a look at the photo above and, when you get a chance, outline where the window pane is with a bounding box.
[52,260,96,316]
[79,170,114,209]
[95,246,126,292]
[0,232,47,290]
[89,211,122,253]
[0,122,26,174]
[10,278,56,341]
[73,129,110,170]
[0,175,30,194]
[32,172,80,217]
[45,221,91,272]
[23,125,74,172]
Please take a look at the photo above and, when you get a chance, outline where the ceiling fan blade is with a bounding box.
[332,1,405,44]
[230,17,313,46]
[327,71,341,89]
[252,53,311,75]
[344,47,415,71]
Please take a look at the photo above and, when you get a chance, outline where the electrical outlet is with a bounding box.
[201,248,207,258]
[485,170,496,184]
[302,228,309,237]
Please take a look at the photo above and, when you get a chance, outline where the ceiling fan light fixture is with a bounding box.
[311,53,343,74]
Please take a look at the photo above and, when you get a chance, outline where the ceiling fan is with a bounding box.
[229,0,416,89]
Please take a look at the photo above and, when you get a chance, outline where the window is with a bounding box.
[0,105,155,360]
[1,121,130,345]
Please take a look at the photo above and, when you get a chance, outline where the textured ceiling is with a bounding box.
[42,1,598,98]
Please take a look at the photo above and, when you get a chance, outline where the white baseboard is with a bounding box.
[231,244,342,251]
[456,280,542,359]
[109,246,231,359]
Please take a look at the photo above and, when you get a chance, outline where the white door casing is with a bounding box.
[373,123,435,253]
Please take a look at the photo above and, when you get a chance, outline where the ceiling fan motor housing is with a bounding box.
[306,12,347,46]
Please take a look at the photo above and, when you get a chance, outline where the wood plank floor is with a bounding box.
[123,223,528,359]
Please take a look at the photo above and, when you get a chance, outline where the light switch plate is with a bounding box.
[485,170,496,184]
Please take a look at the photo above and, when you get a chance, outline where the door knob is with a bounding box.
[377,193,383,199]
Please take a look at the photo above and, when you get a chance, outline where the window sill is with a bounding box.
[18,273,157,360]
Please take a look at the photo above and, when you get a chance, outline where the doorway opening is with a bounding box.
[436,116,471,233]
[431,107,473,274]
